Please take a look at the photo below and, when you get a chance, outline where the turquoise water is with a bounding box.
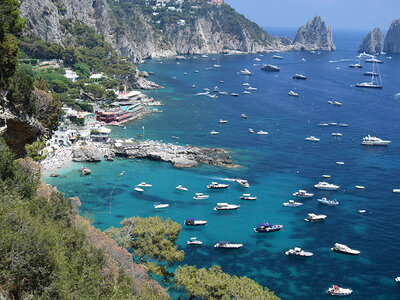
[46,31,400,299]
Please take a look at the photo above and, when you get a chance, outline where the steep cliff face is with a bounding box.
[358,27,384,54]
[293,16,336,51]
[384,19,400,53]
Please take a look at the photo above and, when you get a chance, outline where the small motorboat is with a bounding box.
[272,55,284,59]
[219,80,224,83]
[395,277,400,283]
[318,197,339,206]
[247,86,257,91]
[254,222,283,233]
[333,101,342,106]
[356,185,365,189]
[137,182,152,188]
[207,182,229,189]
[248,128,254,133]
[154,202,169,209]
[293,190,314,198]
[293,74,307,80]
[257,130,269,135]
[187,237,203,246]
[214,241,243,249]
[176,185,188,191]
[393,189,400,193]
[236,178,250,188]
[288,90,299,97]
[210,130,219,135]
[319,122,329,126]
[219,91,228,95]
[339,123,348,127]
[193,193,210,200]
[240,68,252,75]
[194,70,199,73]
[331,132,342,137]
[305,136,320,142]
[336,161,345,165]
[240,194,257,200]
[219,119,228,124]
[322,174,331,178]
[285,247,313,257]
[242,83,250,86]
[213,64,221,68]
[314,182,340,190]
[241,114,248,119]
[204,88,210,91]
[331,243,360,255]
[214,203,240,211]
[328,101,333,104]
[282,200,303,207]
[243,90,251,94]
[184,218,208,226]
[305,213,327,222]
[230,93,239,97]
[326,285,353,296]
[134,187,144,192]
[349,63,362,68]
[365,58,383,64]
[254,58,261,61]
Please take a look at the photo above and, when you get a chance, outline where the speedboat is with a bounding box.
[393,189,400,193]
[254,58,261,61]
[349,63,362,68]
[305,136,320,142]
[319,122,329,126]
[207,182,229,189]
[154,202,169,209]
[282,200,303,207]
[272,55,284,59]
[293,74,307,80]
[326,285,353,296]
[236,178,250,188]
[361,135,391,146]
[240,194,257,200]
[356,185,365,189]
[184,218,208,226]
[243,90,251,94]
[240,68,252,75]
[293,190,314,198]
[318,197,339,206]
[331,243,360,255]
[322,174,331,178]
[242,83,250,86]
[187,237,202,246]
[176,185,188,191]
[213,86,219,92]
[333,101,342,106]
[213,64,221,68]
[214,241,243,249]
[288,90,299,97]
[329,122,337,126]
[193,193,209,200]
[328,101,333,104]
[285,247,313,257]
[204,88,210,91]
[219,80,224,83]
[305,213,327,222]
[248,128,254,133]
[210,130,219,135]
[137,182,152,188]
[257,130,268,135]
[219,91,228,95]
[314,182,340,190]
[336,161,345,165]
[194,70,199,73]
[219,119,228,124]
[339,123,348,127]
[134,187,144,192]
[230,93,239,97]
[241,114,248,119]
[331,132,342,137]
[247,86,257,91]
[254,222,283,233]
[214,203,240,211]
[395,277,400,283]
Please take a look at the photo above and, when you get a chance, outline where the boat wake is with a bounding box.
[328,58,355,63]
[393,93,400,101]
[194,92,210,96]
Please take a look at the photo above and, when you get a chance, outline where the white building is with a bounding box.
[64,69,79,82]
[51,124,77,146]
[177,19,185,26]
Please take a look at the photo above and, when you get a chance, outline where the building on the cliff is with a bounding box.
[90,126,111,143]
[51,124,77,146]
[210,0,223,5]
[64,69,79,82]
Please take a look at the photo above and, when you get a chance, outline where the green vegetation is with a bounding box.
[25,140,47,161]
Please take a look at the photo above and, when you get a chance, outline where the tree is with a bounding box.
[103,89,117,101]
[51,79,69,93]
[25,140,47,161]
[7,69,36,114]
[73,62,91,78]
[174,265,280,300]
[106,216,184,282]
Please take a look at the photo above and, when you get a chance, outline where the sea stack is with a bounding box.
[358,27,384,54]
[293,16,336,51]
[383,19,400,53]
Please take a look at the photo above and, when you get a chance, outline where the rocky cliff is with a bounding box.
[384,19,400,53]
[293,16,336,51]
[358,27,384,54]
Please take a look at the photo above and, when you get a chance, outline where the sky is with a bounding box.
[225,0,399,32]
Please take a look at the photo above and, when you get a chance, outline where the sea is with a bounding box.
[45,29,400,299]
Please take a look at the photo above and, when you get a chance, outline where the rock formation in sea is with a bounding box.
[384,19,400,53]
[72,146,103,162]
[358,27,384,54]
[292,16,336,51]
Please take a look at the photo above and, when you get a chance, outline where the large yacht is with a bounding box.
[314,182,340,190]
[214,203,240,211]
[305,213,327,222]
[318,197,339,206]
[207,182,229,189]
[293,190,314,198]
[240,68,252,75]
[193,193,209,200]
[214,241,243,249]
[236,178,250,188]
[254,222,283,233]
[326,285,353,296]
[331,243,360,255]
[361,135,391,146]
[184,218,208,226]
[282,200,303,207]
[285,247,313,257]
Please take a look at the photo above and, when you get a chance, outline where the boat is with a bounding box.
[318,197,339,206]
[192,84,196,88]
[213,86,219,92]
[285,247,313,257]
[331,132,342,137]
[364,71,379,76]
[272,55,284,59]
[193,193,210,200]
[314,182,340,190]
[329,122,337,126]
[257,130,268,135]
[361,135,391,146]
[356,81,383,88]
[219,91,228,95]
[254,222,283,233]
[137,182,152,188]
[194,70,199,73]
[305,213,327,222]
[214,241,243,249]
[134,187,144,192]
[356,185,365,189]
[213,64,221,68]
[293,74,307,80]
[187,237,203,246]
[176,185,188,191]
[393,189,400,193]
[184,218,208,226]
[395,277,400,283]
[254,58,261,62]
[319,122,329,126]
[322,174,331,178]
[288,90,299,97]
[236,179,250,188]
[219,119,228,124]
[240,194,257,200]
[333,101,342,106]
[282,200,303,207]
[349,63,362,68]
[210,130,219,135]
[204,88,210,91]
[326,285,353,296]
[247,86,257,91]
[293,190,314,198]
[154,202,169,209]
[339,123,348,127]
[305,136,320,142]
[328,101,333,104]
[230,93,239,97]
[219,80,224,83]
[241,114,248,119]
[365,58,383,64]
[207,182,229,189]
[214,203,240,211]
[331,243,360,255]
[356,58,383,88]
[336,161,345,165]
[240,68,252,75]
[248,128,254,133]
[243,91,251,94]
[242,83,250,86]
[260,64,280,72]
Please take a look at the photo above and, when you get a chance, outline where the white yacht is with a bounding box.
[210,130,219,135]
[236,179,250,188]
[272,55,284,59]
[187,237,203,246]
[254,58,261,61]
[134,187,144,192]
[137,182,152,188]
[230,93,239,97]
[207,182,229,189]
[331,132,342,137]
[395,277,400,283]
[318,197,339,206]
[339,123,348,127]
[361,135,391,146]
[193,193,209,200]
[247,86,257,91]
[154,203,169,209]
[257,130,269,135]
[219,91,228,95]
[219,119,228,124]
[305,213,327,222]
[243,90,251,94]
[240,68,252,75]
[285,247,313,257]
[326,285,353,296]
[305,136,320,142]
[365,58,383,64]
[214,241,243,249]
[322,174,331,178]
[336,161,345,165]
[213,64,221,68]
[293,74,307,80]
[393,189,400,193]
[331,243,360,255]
[248,128,254,133]
[319,122,329,126]
[314,182,340,190]
[184,218,208,226]
[333,101,342,106]
[214,203,240,211]
[240,194,257,200]
[242,83,250,86]
[293,190,314,198]
[288,90,299,97]
[176,185,188,191]
[282,200,303,207]
[349,63,362,68]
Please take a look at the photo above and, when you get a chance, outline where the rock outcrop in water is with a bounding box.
[384,19,400,53]
[72,146,103,162]
[358,27,384,54]
[293,16,336,51]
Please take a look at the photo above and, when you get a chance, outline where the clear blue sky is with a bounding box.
[225,0,399,31]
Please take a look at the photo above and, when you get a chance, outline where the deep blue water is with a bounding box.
[46,31,400,299]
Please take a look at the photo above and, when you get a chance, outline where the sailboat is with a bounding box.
[356,54,383,89]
